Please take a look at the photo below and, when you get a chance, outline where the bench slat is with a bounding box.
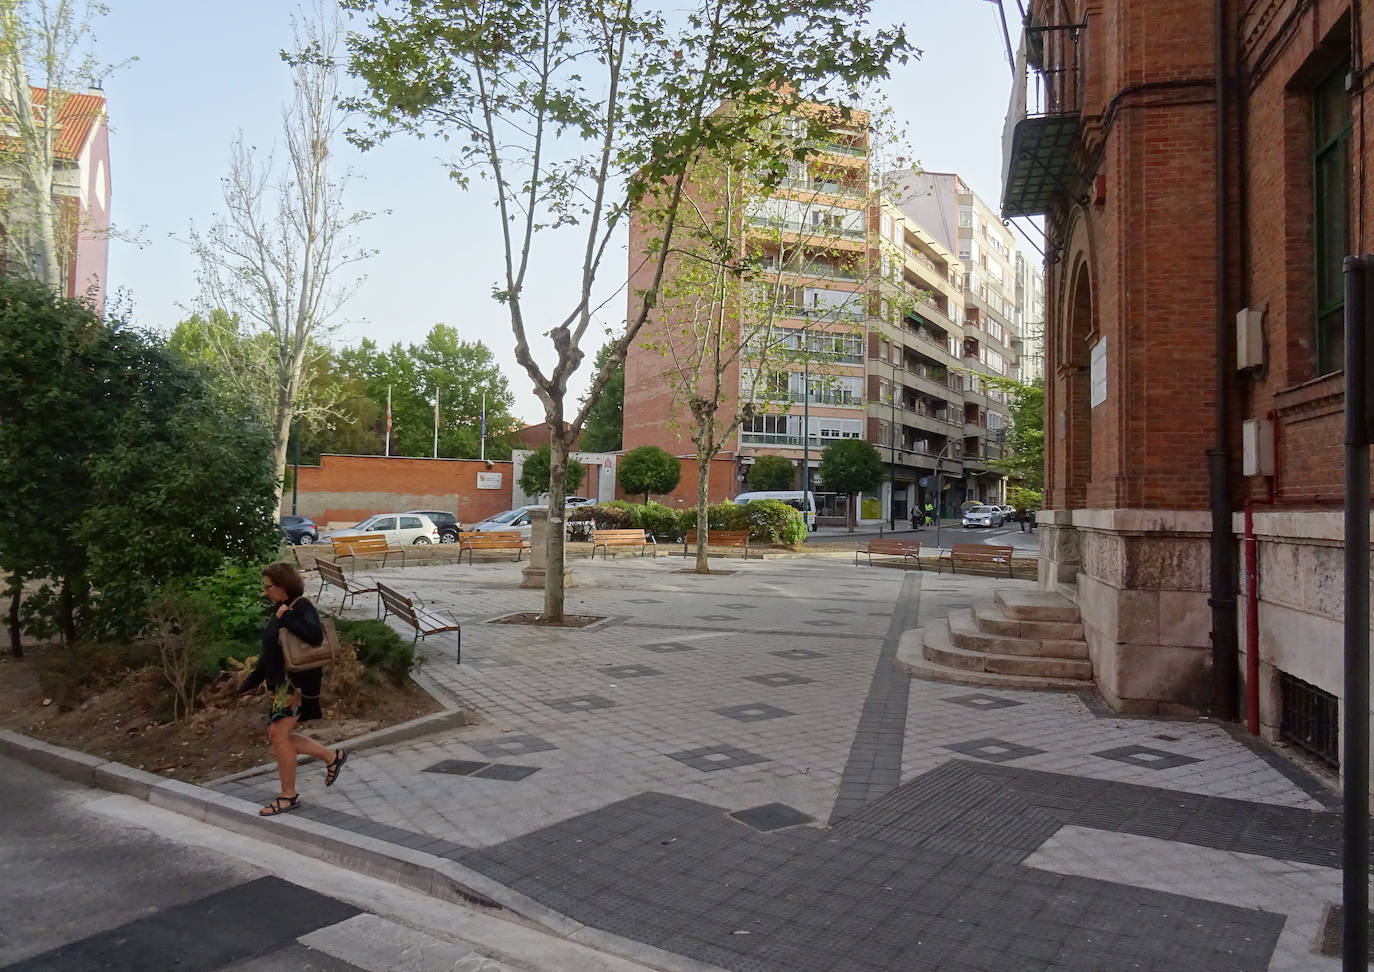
[682,530,749,559]
[458,531,528,564]
[939,543,1015,577]
[590,529,656,560]
[377,582,461,663]
[856,538,921,568]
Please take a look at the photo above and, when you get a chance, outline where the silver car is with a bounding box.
[961,504,1004,529]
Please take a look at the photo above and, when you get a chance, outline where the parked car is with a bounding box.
[961,504,1005,529]
[321,512,440,546]
[278,514,319,545]
[564,496,596,507]
[994,504,1018,520]
[405,509,461,543]
[468,506,540,539]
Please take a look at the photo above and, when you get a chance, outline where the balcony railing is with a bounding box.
[810,140,866,158]
[777,303,866,323]
[759,260,860,282]
[776,177,866,199]
[746,215,866,240]
[1000,14,1085,218]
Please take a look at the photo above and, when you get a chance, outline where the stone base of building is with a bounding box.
[1037,509,1215,716]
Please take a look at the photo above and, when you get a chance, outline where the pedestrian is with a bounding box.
[924,501,935,527]
[1018,506,1028,532]
[239,561,347,816]
[910,507,921,531]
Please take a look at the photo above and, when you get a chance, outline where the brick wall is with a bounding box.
[292,455,516,527]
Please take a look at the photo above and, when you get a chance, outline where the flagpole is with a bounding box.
[480,391,486,462]
[433,387,439,459]
[385,384,391,457]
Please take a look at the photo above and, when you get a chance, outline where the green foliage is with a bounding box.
[746,455,796,490]
[567,503,637,531]
[739,499,807,546]
[983,376,1044,491]
[519,443,588,497]
[333,617,415,685]
[706,501,748,531]
[0,278,279,644]
[1008,486,1043,514]
[819,438,884,497]
[637,501,680,540]
[617,446,681,500]
[579,340,623,452]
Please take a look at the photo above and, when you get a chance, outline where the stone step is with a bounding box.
[995,589,1080,622]
[927,621,1094,680]
[971,598,1086,641]
[895,628,1094,692]
[947,609,1053,657]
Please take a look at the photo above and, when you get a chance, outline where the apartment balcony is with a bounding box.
[776,177,866,201]
[759,259,861,283]
[757,389,864,408]
[810,139,866,159]
[777,304,866,324]
[1001,15,1085,218]
[964,421,988,438]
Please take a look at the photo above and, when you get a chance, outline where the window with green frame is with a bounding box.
[1314,61,1352,375]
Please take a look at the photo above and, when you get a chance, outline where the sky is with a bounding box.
[99,1,1019,426]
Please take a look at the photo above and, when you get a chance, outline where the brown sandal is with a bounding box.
[259,794,300,816]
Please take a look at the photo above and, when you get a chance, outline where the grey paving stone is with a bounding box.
[711,703,795,723]
[665,746,771,773]
[599,663,662,678]
[467,734,558,758]
[543,694,617,713]
[729,803,815,832]
[940,693,1026,711]
[943,737,1048,763]
[1092,744,1203,770]
[423,759,491,776]
[742,672,815,687]
[471,763,540,782]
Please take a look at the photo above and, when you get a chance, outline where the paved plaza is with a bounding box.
[212,553,1350,971]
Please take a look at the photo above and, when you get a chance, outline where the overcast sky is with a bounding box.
[101,1,1019,425]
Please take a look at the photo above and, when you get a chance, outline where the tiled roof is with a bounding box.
[2,87,107,160]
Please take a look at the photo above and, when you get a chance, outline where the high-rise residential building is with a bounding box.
[624,114,1012,526]
[1013,251,1046,382]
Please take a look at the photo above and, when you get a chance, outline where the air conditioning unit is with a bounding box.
[1236,307,1265,370]
[1241,418,1273,477]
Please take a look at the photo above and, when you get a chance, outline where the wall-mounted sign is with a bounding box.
[477,472,502,490]
[1090,337,1107,409]
[602,458,613,472]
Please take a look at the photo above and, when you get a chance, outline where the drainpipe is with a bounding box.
[1208,0,1240,720]
[1243,499,1259,734]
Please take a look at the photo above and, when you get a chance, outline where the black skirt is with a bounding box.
[266,667,324,724]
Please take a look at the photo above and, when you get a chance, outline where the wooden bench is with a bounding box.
[682,529,750,559]
[377,582,462,663]
[458,531,530,564]
[315,558,379,610]
[856,538,922,568]
[938,543,1015,577]
[590,528,657,559]
[331,533,404,571]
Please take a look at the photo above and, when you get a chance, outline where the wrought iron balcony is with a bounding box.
[1001,15,1085,218]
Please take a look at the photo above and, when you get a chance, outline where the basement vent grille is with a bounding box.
[1279,673,1339,769]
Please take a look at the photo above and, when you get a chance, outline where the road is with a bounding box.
[0,754,653,972]
[807,519,1040,551]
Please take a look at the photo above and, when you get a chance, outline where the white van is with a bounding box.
[732,491,818,531]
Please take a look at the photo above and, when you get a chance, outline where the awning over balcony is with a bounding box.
[1000,21,1083,219]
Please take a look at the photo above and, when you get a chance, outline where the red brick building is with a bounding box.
[1006,1,1372,757]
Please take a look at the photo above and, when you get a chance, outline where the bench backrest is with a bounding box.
[377,582,418,625]
[684,530,748,545]
[332,533,392,554]
[867,539,919,554]
[317,558,347,587]
[461,531,526,546]
[950,543,1013,558]
[592,529,648,540]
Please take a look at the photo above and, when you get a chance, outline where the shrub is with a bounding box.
[568,503,636,530]
[637,501,681,540]
[741,499,807,546]
[746,454,796,490]
[333,617,415,685]
[707,501,747,531]
[617,445,681,500]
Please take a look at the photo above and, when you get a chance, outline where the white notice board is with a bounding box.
[1090,337,1107,409]
[477,472,502,489]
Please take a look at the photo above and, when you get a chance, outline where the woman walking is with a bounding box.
[239,561,347,816]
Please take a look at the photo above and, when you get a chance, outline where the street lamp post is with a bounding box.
[933,438,958,551]
[889,365,897,530]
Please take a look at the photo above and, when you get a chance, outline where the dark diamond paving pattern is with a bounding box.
[666,745,770,772]
[943,737,1047,763]
[456,786,1292,972]
[940,693,1025,711]
[600,663,663,679]
[1093,743,1203,770]
[467,734,558,758]
[742,672,815,687]
[768,648,826,660]
[730,802,814,832]
[640,641,696,653]
[711,703,795,723]
[423,759,491,776]
[544,694,617,713]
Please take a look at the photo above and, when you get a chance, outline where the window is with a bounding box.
[399,516,423,529]
[1314,61,1352,375]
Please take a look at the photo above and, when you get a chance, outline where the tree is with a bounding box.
[344,0,909,619]
[0,277,279,649]
[519,444,586,499]
[747,454,795,491]
[0,0,119,292]
[617,445,681,503]
[984,375,1044,491]
[579,340,624,452]
[191,6,372,516]
[819,438,882,532]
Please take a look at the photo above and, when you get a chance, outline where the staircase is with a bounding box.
[896,590,1094,691]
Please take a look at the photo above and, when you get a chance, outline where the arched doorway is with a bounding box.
[1066,261,1094,507]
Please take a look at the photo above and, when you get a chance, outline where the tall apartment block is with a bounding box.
[624,114,1028,526]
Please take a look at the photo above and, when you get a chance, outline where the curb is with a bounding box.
[0,728,720,972]
[206,707,472,786]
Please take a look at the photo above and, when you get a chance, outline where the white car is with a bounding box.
[322,512,441,545]
[565,496,596,507]
[961,505,1004,529]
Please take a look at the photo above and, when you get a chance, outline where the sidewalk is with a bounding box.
[8,555,1349,970]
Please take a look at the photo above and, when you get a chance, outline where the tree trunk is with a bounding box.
[8,571,22,659]
[847,493,856,533]
[60,574,76,644]
[271,385,295,517]
[544,425,570,621]
[694,449,711,573]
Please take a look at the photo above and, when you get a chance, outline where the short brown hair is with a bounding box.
[262,562,305,600]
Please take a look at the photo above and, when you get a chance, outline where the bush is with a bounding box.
[707,501,747,531]
[567,503,637,530]
[740,499,807,546]
[333,617,415,685]
[746,454,795,490]
[637,501,681,540]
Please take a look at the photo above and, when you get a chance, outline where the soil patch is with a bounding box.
[0,646,443,784]
[488,612,605,628]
